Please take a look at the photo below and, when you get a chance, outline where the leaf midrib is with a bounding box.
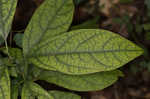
[29,49,142,58]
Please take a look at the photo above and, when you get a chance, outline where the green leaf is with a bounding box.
[22,82,54,99]
[0,0,17,39]
[0,47,22,60]
[0,68,10,99]
[43,91,81,99]
[0,36,4,45]
[23,0,74,56]
[14,33,24,48]
[11,82,18,99]
[8,48,23,61]
[34,67,122,91]
[21,83,35,99]
[29,29,143,74]
[71,17,99,30]
[8,67,18,77]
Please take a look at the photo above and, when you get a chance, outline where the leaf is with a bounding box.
[8,67,18,77]
[21,83,35,99]
[39,90,81,99]
[22,82,54,99]
[29,29,143,74]
[74,0,87,5]
[11,82,18,99]
[71,17,100,30]
[0,36,4,45]
[0,47,23,60]
[14,33,24,48]
[33,66,123,91]
[0,68,10,99]
[23,0,74,56]
[0,0,17,39]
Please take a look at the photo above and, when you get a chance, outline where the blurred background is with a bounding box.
[2,0,150,99]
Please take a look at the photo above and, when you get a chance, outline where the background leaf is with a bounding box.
[0,0,17,39]
[32,66,123,91]
[29,29,143,74]
[0,68,10,99]
[14,33,24,48]
[23,0,74,56]
[71,17,100,30]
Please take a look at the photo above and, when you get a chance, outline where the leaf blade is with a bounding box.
[22,82,54,99]
[48,91,81,99]
[23,0,74,56]
[33,66,122,91]
[0,68,10,99]
[30,29,143,74]
[0,0,17,39]
[21,83,35,99]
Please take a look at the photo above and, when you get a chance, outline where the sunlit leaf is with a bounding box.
[23,0,74,56]
[0,0,17,39]
[32,66,123,91]
[28,29,143,74]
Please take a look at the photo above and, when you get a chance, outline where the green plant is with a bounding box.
[0,0,143,98]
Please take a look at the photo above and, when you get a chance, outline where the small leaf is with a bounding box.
[23,0,74,56]
[0,0,17,39]
[0,68,10,99]
[71,17,100,30]
[22,82,54,99]
[14,33,24,48]
[44,91,81,99]
[29,29,143,74]
[34,67,122,91]
[0,47,22,60]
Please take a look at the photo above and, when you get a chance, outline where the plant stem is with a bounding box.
[4,40,11,58]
